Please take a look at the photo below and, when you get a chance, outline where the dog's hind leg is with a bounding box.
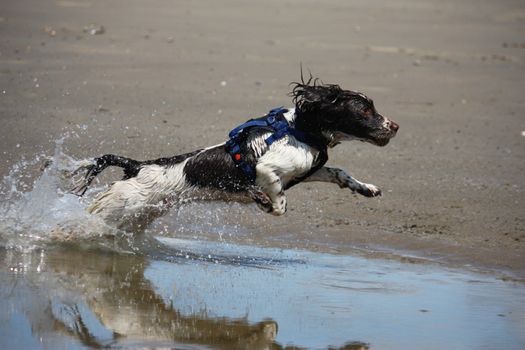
[303,166,382,197]
[70,154,141,196]
[247,187,273,213]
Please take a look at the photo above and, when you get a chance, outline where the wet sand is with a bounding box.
[1,0,525,278]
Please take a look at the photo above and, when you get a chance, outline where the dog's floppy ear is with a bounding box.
[290,80,345,113]
[325,85,345,105]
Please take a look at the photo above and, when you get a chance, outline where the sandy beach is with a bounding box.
[1,0,524,276]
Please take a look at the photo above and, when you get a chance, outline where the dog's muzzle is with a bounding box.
[383,118,399,134]
[389,121,399,133]
[373,118,399,146]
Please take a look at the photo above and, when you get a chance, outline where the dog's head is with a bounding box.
[291,79,398,147]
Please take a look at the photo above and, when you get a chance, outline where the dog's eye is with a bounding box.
[363,107,373,117]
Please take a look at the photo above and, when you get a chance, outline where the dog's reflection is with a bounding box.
[42,248,278,350]
[2,247,369,350]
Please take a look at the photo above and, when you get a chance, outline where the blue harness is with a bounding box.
[225,107,326,182]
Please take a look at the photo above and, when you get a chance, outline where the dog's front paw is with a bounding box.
[270,205,286,216]
[270,195,287,216]
[356,183,382,197]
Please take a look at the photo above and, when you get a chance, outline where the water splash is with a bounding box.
[0,135,256,254]
[0,136,126,251]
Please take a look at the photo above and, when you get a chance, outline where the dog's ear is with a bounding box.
[291,80,341,109]
[324,85,345,105]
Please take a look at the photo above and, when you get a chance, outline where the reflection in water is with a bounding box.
[2,237,525,350]
[2,250,278,349]
[0,247,367,350]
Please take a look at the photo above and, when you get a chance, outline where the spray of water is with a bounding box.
[0,136,132,251]
[0,135,256,254]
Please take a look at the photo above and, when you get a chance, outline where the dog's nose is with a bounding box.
[390,121,399,132]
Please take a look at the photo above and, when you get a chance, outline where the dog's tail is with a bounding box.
[70,154,141,196]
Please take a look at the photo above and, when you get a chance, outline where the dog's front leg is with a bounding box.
[254,163,287,216]
[303,166,382,197]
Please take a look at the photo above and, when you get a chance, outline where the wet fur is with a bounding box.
[72,78,399,231]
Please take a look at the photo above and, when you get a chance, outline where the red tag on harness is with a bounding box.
[234,154,241,161]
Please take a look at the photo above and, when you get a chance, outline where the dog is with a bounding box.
[71,77,398,231]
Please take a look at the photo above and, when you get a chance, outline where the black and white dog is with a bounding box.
[72,78,398,231]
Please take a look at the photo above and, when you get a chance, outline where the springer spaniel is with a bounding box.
[71,78,398,231]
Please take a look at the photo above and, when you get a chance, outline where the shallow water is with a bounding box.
[1,142,525,350]
[1,239,525,350]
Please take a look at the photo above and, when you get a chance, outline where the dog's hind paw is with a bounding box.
[356,183,382,197]
[68,160,97,196]
[70,181,89,197]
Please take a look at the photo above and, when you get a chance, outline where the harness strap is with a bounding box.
[226,107,326,182]
[228,119,270,139]
[225,139,257,179]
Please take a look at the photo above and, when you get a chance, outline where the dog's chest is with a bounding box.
[256,138,318,185]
